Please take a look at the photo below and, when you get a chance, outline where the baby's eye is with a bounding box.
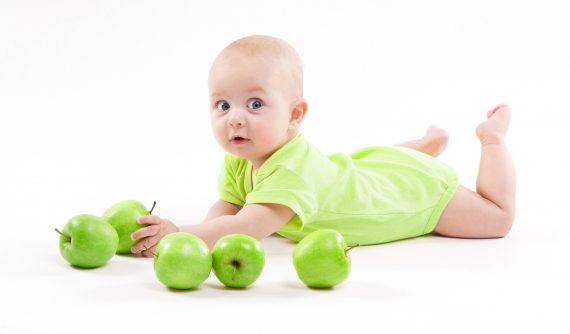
[247,98,263,110]
[215,101,230,112]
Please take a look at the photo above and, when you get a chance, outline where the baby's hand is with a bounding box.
[130,215,179,257]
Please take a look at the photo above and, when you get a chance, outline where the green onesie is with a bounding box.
[218,133,459,246]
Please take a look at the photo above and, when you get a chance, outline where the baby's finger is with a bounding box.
[141,245,157,258]
[132,235,160,254]
[137,215,161,225]
[131,225,160,241]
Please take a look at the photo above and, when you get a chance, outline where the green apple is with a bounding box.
[211,234,265,288]
[292,229,357,288]
[55,214,119,268]
[153,232,212,290]
[102,200,156,254]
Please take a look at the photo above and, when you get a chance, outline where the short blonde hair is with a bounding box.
[211,35,304,101]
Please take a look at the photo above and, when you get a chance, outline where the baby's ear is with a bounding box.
[290,98,308,128]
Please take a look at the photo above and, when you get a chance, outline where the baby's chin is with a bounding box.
[226,148,265,164]
[224,145,253,159]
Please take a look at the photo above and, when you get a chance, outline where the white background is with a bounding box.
[1,0,569,333]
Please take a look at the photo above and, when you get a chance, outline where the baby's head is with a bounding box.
[208,35,308,169]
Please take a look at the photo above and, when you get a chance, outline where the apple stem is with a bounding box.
[54,228,70,242]
[149,201,157,215]
[345,244,360,254]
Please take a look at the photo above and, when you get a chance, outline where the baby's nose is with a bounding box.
[228,110,246,127]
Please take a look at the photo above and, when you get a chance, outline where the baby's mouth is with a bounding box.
[230,136,250,145]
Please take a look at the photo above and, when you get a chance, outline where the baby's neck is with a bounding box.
[250,130,299,172]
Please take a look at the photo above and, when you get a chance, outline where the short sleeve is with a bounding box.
[245,166,318,232]
[217,154,246,206]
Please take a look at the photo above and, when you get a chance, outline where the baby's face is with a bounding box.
[209,52,299,169]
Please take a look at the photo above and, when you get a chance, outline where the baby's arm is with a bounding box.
[201,199,242,223]
[131,202,295,256]
[180,203,295,249]
[130,199,241,256]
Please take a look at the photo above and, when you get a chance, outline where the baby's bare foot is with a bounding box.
[423,125,449,157]
[476,104,511,145]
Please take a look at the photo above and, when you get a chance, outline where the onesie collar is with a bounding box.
[252,132,305,177]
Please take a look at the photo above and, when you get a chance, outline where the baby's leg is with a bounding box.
[395,125,449,157]
[434,104,516,238]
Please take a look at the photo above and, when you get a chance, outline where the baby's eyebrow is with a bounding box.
[210,87,266,99]
[246,87,265,94]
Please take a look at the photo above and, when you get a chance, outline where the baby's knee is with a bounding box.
[491,208,515,238]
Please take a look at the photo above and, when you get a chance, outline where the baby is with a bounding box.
[130,35,516,256]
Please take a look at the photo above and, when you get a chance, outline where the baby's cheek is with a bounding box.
[213,126,227,141]
[255,127,277,144]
